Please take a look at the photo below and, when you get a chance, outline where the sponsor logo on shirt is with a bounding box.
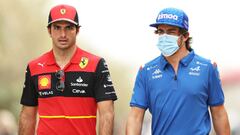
[104,84,113,88]
[70,76,88,87]
[79,57,88,69]
[107,75,112,82]
[39,91,53,96]
[72,89,86,94]
[196,61,207,66]
[189,66,201,76]
[152,69,163,79]
[102,70,109,73]
[103,61,108,68]
[104,75,113,88]
[153,69,162,75]
[105,91,116,95]
[38,75,51,90]
[37,62,44,67]
[147,65,158,71]
[190,66,200,72]
[76,76,83,83]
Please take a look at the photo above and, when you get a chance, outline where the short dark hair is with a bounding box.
[47,23,80,34]
[47,23,80,29]
[179,28,193,51]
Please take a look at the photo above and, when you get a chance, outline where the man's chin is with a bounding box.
[56,44,70,50]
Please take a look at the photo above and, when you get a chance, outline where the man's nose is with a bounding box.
[60,29,66,37]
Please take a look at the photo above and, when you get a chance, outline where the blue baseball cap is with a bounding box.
[150,8,189,31]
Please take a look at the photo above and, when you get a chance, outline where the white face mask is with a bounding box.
[156,34,180,57]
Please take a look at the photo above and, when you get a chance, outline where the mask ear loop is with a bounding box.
[178,35,185,48]
[179,30,189,48]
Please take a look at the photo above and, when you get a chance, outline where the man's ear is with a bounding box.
[76,26,80,35]
[47,27,52,37]
[183,32,189,42]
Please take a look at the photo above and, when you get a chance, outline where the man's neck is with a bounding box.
[53,45,77,69]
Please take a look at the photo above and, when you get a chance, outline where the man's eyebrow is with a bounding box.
[52,24,61,27]
[167,28,178,31]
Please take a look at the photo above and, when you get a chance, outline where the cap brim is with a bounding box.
[48,18,79,26]
[149,22,185,30]
[149,23,160,28]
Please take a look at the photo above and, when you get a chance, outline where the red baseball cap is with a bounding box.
[48,4,79,26]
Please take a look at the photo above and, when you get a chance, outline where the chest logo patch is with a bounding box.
[152,69,163,79]
[189,66,201,76]
[38,75,51,90]
[79,57,89,69]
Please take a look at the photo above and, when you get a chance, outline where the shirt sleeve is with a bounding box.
[207,63,224,106]
[20,65,38,106]
[93,58,117,102]
[130,67,148,109]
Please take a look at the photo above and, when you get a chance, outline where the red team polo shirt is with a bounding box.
[20,47,117,135]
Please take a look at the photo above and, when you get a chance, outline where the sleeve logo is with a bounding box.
[38,75,51,90]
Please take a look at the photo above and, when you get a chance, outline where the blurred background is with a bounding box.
[0,0,239,135]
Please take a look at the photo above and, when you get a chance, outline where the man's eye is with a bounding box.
[155,30,164,34]
[158,31,164,34]
[168,31,175,34]
[53,26,60,30]
[66,26,74,30]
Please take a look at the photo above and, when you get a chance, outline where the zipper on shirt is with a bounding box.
[174,75,177,80]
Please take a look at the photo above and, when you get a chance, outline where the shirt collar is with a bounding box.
[46,50,56,65]
[180,50,195,67]
[159,50,195,70]
[70,47,82,64]
[46,47,81,66]
[159,55,168,70]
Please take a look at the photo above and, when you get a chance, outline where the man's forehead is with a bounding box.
[52,21,75,26]
[157,24,179,30]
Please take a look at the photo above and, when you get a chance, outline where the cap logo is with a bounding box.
[60,8,66,15]
[158,13,178,21]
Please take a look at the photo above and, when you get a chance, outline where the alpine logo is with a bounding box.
[190,66,200,72]
[158,13,178,21]
[189,66,201,76]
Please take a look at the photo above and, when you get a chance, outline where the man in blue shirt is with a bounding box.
[126,7,230,135]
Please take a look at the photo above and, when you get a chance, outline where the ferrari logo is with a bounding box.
[60,8,66,15]
[79,57,89,69]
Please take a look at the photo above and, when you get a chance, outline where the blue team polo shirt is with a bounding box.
[130,51,224,135]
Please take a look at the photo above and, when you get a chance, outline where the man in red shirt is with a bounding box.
[18,4,117,135]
